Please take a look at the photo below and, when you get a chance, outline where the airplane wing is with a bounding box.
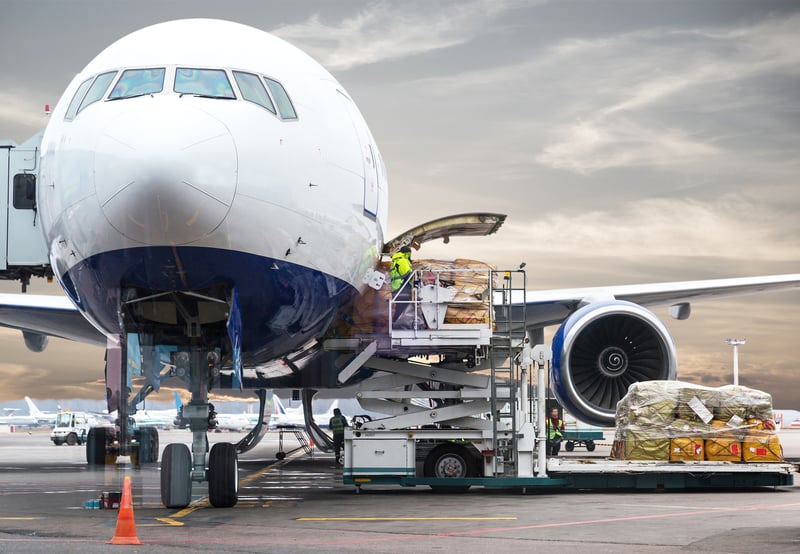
[0,293,106,347]
[498,274,800,329]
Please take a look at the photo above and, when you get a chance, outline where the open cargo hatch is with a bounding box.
[382,213,506,255]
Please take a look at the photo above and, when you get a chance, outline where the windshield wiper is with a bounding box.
[179,93,236,100]
[107,93,153,102]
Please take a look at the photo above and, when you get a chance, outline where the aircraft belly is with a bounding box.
[58,246,356,358]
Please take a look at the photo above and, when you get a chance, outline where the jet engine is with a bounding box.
[550,301,677,427]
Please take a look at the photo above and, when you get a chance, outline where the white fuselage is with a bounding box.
[36,20,387,371]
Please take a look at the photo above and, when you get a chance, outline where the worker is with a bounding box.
[329,407,348,464]
[390,245,414,324]
[546,406,565,456]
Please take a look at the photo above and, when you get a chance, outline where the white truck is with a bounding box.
[50,411,98,446]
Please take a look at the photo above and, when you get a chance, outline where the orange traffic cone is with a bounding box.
[108,475,141,545]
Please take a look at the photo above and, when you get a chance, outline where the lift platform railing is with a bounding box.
[388,267,497,335]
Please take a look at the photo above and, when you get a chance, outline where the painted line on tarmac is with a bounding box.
[295,516,517,521]
[156,448,307,525]
[0,517,41,520]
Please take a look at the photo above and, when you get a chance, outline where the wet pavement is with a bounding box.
[0,428,798,552]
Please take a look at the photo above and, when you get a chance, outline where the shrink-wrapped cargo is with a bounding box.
[705,438,742,462]
[743,434,783,462]
[614,381,781,463]
[333,259,496,335]
[669,437,704,461]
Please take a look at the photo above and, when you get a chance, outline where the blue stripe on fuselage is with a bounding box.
[59,246,355,362]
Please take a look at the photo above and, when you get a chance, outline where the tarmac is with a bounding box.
[0,427,798,553]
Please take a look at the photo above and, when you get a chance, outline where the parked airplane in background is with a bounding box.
[24,396,58,425]
[131,390,183,429]
[0,19,797,509]
[270,395,339,429]
[0,408,37,427]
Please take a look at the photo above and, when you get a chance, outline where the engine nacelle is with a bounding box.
[550,301,677,427]
[22,331,49,353]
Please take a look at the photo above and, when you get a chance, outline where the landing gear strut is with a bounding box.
[160,348,239,509]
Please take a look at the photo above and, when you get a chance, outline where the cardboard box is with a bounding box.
[742,434,782,462]
[669,437,704,461]
[705,437,742,462]
[624,438,670,461]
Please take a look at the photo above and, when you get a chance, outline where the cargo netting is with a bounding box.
[611,381,782,462]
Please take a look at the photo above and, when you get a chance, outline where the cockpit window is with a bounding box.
[232,71,276,114]
[175,68,235,98]
[64,77,94,121]
[78,71,117,113]
[108,68,165,99]
[264,78,297,120]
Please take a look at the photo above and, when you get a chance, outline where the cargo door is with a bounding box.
[337,91,379,218]
[382,213,506,255]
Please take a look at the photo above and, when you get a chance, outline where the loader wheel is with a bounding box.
[423,443,475,493]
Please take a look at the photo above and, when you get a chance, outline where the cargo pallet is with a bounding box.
[345,462,795,491]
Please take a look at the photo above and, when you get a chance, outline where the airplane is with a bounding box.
[0,19,798,509]
[24,396,59,425]
[270,394,339,430]
[0,407,37,427]
[131,390,183,429]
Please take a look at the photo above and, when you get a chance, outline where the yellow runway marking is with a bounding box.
[0,517,40,520]
[159,448,306,524]
[297,517,518,521]
[152,517,184,526]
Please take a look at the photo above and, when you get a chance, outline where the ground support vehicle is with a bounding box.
[334,268,796,493]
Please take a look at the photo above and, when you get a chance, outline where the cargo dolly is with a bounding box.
[562,429,604,452]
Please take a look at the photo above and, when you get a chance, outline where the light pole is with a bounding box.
[725,338,746,386]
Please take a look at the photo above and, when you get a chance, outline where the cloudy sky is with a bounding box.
[1,0,798,409]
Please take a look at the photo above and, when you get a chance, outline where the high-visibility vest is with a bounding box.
[329,415,345,434]
[546,417,564,440]
[390,252,412,293]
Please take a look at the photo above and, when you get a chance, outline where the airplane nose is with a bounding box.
[94,101,237,245]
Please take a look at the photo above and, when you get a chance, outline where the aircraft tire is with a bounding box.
[208,442,238,508]
[161,443,192,508]
[86,427,108,465]
[137,426,160,464]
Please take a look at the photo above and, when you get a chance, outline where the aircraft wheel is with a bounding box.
[586,440,596,452]
[137,426,160,464]
[565,441,575,452]
[208,442,238,508]
[86,427,108,465]
[423,443,474,493]
[161,443,192,508]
